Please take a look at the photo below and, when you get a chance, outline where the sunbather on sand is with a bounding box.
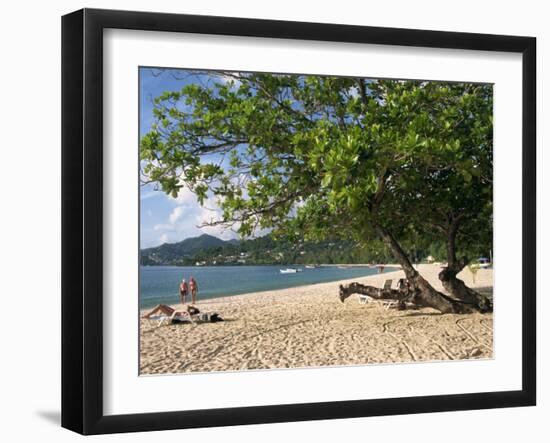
[142,304,200,319]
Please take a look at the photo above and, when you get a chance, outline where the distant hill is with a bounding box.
[140,234,228,265]
[140,233,396,266]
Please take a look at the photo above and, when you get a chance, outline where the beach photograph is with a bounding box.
[139,68,493,375]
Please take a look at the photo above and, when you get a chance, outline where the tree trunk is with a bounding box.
[438,216,493,313]
[335,223,478,313]
[438,268,492,313]
[339,282,407,303]
[348,177,484,314]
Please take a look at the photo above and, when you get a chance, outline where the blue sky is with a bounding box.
[139,68,239,249]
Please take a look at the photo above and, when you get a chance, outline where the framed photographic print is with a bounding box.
[61,8,536,435]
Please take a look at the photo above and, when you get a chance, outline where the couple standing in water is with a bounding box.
[179,277,198,305]
[143,274,223,323]
[142,276,200,321]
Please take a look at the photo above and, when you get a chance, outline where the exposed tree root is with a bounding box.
[339,279,481,314]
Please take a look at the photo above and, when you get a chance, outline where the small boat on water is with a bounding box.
[280,268,301,274]
[305,264,320,269]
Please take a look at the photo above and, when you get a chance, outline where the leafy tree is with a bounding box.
[140,71,492,313]
[371,81,493,310]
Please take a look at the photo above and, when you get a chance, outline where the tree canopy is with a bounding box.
[140,71,492,262]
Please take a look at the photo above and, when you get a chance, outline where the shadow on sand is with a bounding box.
[402,311,444,317]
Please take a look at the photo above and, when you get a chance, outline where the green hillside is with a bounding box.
[140,234,398,266]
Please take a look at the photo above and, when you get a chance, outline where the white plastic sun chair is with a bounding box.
[381,300,399,310]
[359,279,397,307]
[359,279,393,304]
[358,294,374,304]
[144,315,171,327]
[145,311,194,327]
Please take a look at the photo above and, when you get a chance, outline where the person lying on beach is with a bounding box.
[142,304,223,323]
[142,304,199,320]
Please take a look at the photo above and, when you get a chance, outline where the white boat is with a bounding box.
[280,268,298,274]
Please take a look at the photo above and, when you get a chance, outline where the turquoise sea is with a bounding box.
[139,265,395,309]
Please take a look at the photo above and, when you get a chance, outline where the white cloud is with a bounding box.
[195,202,238,240]
[216,73,242,89]
[169,206,185,224]
[149,193,238,244]
[145,183,273,246]
[153,223,174,232]
[202,225,238,240]
[169,186,197,205]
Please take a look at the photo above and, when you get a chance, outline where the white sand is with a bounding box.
[140,264,493,375]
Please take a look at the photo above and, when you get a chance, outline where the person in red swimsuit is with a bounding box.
[179,278,188,305]
[189,277,198,305]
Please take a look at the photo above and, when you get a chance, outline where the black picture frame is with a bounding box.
[61,8,536,435]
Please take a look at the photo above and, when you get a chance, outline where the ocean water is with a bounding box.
[139,265,395,309]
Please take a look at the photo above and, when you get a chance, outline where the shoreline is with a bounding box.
[140,264,402,310]
[140,266,406,312]
[141,263,402,267]
[140,264,493,374]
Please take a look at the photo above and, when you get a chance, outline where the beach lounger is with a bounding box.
[381,300,399,310]
[359,279,393,304]
[358,294,374,304]
[143,315,169,327]
[359,279,401,308]
[144,309,196,327]
[145,311,223,328]
[382,279,410,309]
[359,295,398,309]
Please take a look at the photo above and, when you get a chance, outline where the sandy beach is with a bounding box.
[140,264,493,375]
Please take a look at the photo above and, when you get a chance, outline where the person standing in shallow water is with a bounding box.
[189,277,198,305]
[179,278,188,305]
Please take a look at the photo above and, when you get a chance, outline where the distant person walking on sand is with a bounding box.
[179,279,188,304]
[189,277,198,305]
